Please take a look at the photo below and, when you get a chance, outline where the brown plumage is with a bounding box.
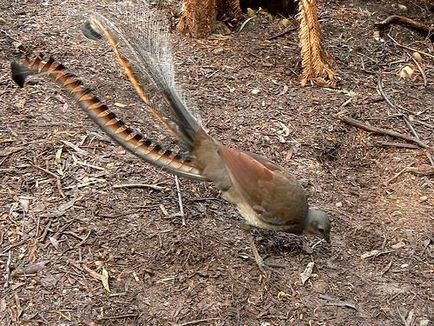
[11,10,330,269]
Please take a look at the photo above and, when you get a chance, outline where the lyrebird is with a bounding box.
[11,7,330,270]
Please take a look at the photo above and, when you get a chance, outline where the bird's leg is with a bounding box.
[240,223,267,272]
[241,224,288,271]
[247,231,267,272]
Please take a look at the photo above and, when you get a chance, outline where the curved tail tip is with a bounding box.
[11,61,27,88]
[82,21,103,41]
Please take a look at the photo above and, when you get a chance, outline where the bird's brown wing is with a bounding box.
[219,147,307,228]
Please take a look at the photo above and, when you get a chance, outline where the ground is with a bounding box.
[0,0,433,325]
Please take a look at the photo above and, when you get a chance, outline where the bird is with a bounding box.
[10,8,330,270]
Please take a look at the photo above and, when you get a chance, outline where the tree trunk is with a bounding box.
[177,0,242,38]
[298,0,336,87]
[177,0,218,38]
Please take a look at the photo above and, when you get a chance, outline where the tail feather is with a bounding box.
[11,55,206,180]
[82,6,202,148]
[83,18,182,141]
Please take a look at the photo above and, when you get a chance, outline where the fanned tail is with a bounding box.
[11,55,206,180]
[82,6,202,148]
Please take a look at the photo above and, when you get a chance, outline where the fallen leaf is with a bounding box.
[49,236,60,250]
[301,262,315,285]
[280,18,291,27]
[247,8,256,17]
[399,65,414,79]
[55,147,64,176]
[101,267,111,293]
[412,52,422,63]
[18,196,31,213]
[251,88,260,95]
[361,250,380,259]
[114,102,127,108]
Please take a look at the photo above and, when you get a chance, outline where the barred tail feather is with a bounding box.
[11,56,206,180]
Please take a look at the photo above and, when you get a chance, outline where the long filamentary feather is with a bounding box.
[82,18,181,140]
[83,7,201,147]
[11,56,206,180]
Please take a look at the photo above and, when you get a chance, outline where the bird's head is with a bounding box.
[303,209,331,243]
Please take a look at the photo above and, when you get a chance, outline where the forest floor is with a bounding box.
[0,0,433,325]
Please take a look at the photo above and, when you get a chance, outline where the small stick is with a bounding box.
[337,114,431,150]
[375,15,434,41]
[175,317,221,326]
[405,165,434,176]
[402,115,434,165]
[97,313,139,321]
[267,26,299,40]
[402,115,419,140]
[113,183,165,191]
[174,176,186,226]
[3,251,12,288]
[375,141,418,149]
[377,76,434,164]
[384,163,414,186]
[387,34,434,60]
[377,76,411,113]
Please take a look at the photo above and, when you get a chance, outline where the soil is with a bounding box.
[1,0,433,325]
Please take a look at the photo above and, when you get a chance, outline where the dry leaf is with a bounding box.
[114,102,127,108]
[49,236,60,250]
[247,8,256,17]
[399,66,414,79]
[251,88,260,95]
[301,262,315,285]
[280,18,291,27]
[101,267,111,293]
[361,250,379,259]
[412,52,422,63]
[397,4,408,11]
[55,147,64,176]
[18,196,31,213]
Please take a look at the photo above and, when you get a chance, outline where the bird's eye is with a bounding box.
[318,227,325,233]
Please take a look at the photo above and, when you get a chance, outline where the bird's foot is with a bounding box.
[247,233,286,273]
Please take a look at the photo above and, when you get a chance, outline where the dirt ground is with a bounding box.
[1,0,433,325]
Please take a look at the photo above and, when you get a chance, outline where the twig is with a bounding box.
[97,313,139,321]
[382,162,434,186]
[267,26,299,40]
[112,183,165,191]
[337,114,431,150]
[174,176,186,226]
[403,116,434,165]
[405,165,434,176]
[377,76,434,164]
[174,318,220,326]
[0,28,21,43]
[319,294,358,311]
[387,34,434,60]
[375,15,434,41]
[375,141,418,149]
[407,52,427,86]
[3,251,12,288]
[31,164,59,179]
[402,115,419,140]
[239,16,256,33]
[377,76,411,113]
